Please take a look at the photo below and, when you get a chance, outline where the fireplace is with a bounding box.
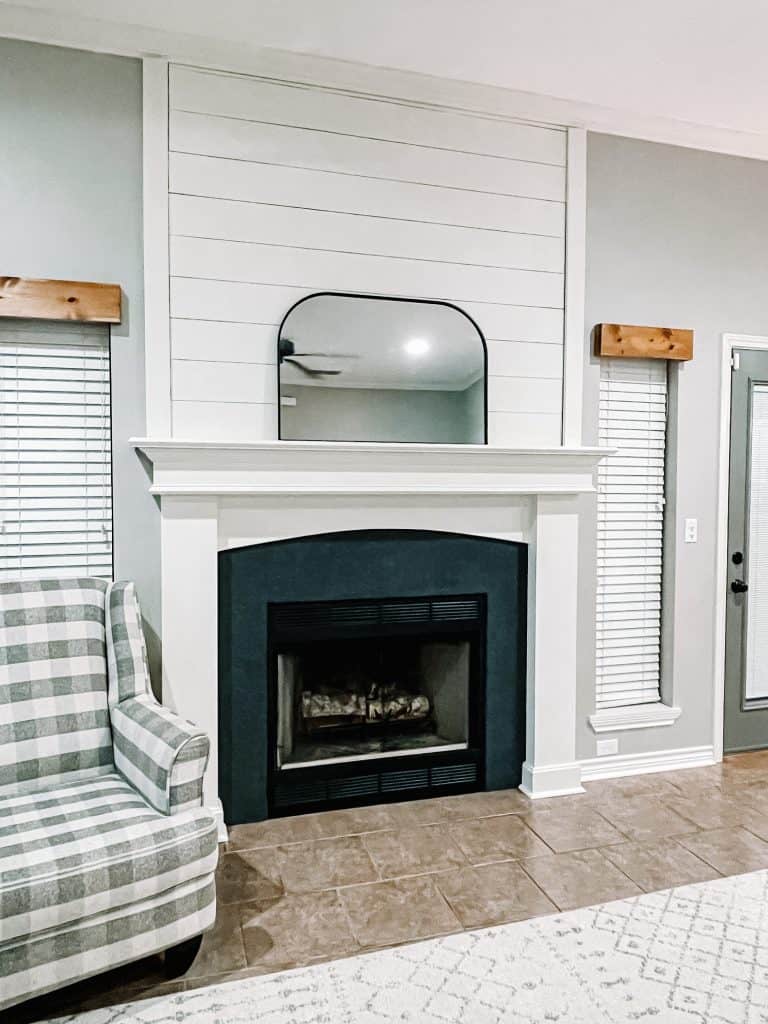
[137,438,603,834]
[269,594,485,812]
[218,529,527,824]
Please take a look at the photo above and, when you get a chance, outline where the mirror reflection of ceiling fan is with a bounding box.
[278,338,358,378]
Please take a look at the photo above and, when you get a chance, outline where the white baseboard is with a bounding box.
[580,744,716,782]
[520,759,585,799]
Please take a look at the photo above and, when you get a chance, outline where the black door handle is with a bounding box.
[731,579,749,593]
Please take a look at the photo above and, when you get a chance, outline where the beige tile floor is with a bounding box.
[15,751,768,1023]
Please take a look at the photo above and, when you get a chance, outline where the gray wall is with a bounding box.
[0,38,161,679]
[579,132,768,760]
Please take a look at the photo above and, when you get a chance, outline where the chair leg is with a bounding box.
[165,934,203,978]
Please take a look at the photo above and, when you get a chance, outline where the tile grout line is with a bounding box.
[515,857,567,913]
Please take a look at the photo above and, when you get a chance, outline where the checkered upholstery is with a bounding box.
[0,578,113,794]
[112,695,209,815]
[0,578,218,1013]
[106,580,151,705]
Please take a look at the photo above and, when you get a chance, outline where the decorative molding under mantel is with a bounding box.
[132,439,610,497]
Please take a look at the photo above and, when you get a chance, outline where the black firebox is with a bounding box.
[218,530,527,824]
[268,593,485,814]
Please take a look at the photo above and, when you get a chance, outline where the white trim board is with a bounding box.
[562,128,586,446]
[714,333,768,763]
[4,2,768,162]
[580,745,716,782]
[143,55,172,436]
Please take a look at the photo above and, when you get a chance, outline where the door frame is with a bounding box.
[714,333,768,760]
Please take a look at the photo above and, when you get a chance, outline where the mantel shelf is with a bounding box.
[132,438,611,498]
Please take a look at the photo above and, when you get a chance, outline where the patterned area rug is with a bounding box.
[55,869,768,1023]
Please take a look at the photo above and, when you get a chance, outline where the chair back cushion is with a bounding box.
[0,578,112,793]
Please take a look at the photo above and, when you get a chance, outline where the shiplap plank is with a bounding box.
[173,355,560,412]
[172,359,275,403]
[173,399,277,439]
[487,376,562,414]
[170,279,564,345]
[487,339,563,378]
[170,194,564,273]
[460,302,563,343]
[171,66,567,166]
[172,321,563,382]
[172,319,276,363]
[173,398,559,447]
[170,153,565,237]
[488,411,561,446]
[170,111,566,202]
[170,236,564,308]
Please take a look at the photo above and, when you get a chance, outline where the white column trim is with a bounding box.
[562,127,586,446]
[160,495,222,836]
[142,56,172,437]
[520,493,584,798]
[714,333,768,762]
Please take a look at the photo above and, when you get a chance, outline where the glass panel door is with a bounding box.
[725,350,768,752]
[745,385,768,700]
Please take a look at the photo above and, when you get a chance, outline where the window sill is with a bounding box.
[589,703,682,734]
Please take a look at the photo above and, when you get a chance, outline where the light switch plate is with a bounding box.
[684,518,698,543]
[596,738,618,756]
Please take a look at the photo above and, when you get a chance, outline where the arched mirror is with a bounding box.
[278,293,487,444]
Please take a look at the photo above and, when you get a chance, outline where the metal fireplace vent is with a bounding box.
[273,759,480,809]
[271,595,483,638]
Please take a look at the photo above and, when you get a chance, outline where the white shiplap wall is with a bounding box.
[168,64,567,444]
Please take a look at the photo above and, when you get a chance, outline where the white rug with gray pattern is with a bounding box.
[55,869,768,1023]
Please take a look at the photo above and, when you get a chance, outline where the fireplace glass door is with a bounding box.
[277,636,470,768]
[268,594,485,811]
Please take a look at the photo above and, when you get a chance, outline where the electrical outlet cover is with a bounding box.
[596,738,619,757]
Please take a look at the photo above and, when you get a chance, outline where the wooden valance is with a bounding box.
[596,323,693,361]
[0,276,121,324]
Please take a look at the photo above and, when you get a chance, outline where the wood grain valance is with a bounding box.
[0,276,121,324]
[596,323,693,361]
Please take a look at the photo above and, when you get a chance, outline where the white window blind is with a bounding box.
[596,358,667,709]
[0,320,112,580]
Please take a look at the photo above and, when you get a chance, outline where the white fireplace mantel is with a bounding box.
[132,439,606,496]
[133,438,609,840]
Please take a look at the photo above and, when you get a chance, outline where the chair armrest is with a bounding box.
[111,694,210,815]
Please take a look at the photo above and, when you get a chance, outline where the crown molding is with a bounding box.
[4,2,768,160]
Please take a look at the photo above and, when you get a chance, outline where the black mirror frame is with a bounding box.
[276,291,488,445]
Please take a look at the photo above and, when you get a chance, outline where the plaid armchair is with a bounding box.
[0,579,218,1012]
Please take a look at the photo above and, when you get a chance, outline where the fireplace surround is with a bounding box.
[219,530,526,822]
[133,439,607,839]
